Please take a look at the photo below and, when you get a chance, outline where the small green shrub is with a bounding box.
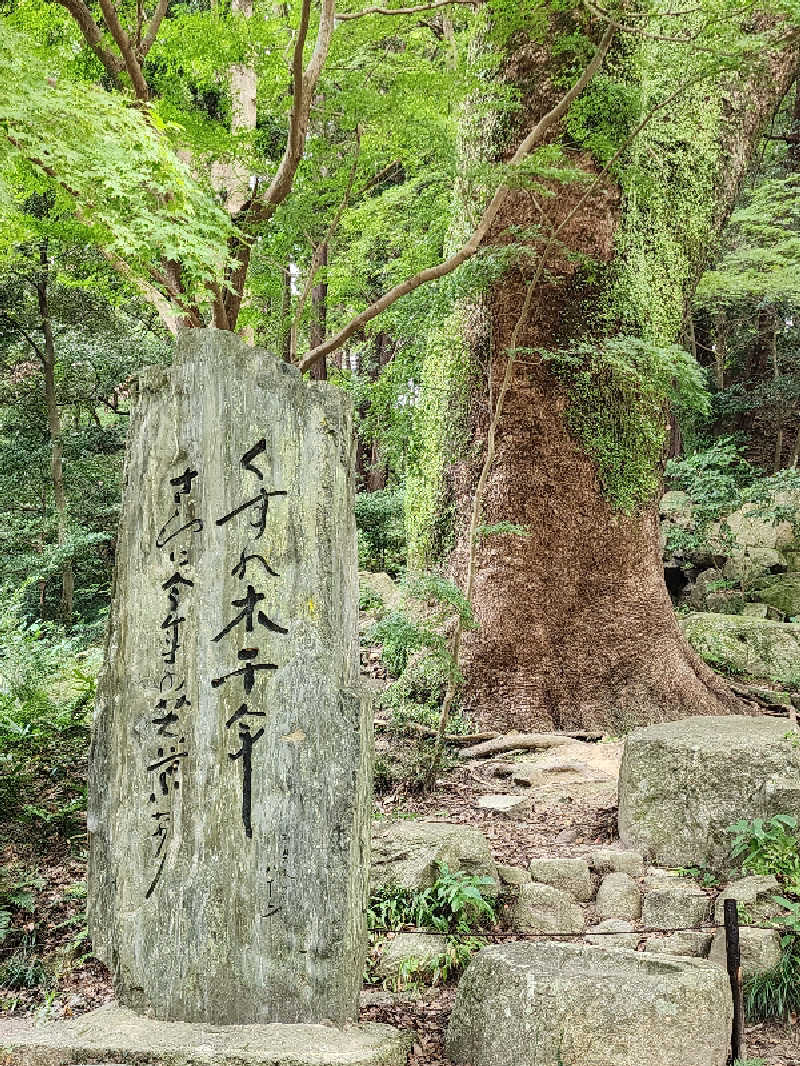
[358,585,383,612]
[744,948,800,1022]
[368,863,496,935]
[0,867,44,946]
[355,488,407,574]
[727,815,800,889]
[368,611,445,677]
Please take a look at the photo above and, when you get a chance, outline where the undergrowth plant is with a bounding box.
[368,863,496,935]
[727,814,800,1021]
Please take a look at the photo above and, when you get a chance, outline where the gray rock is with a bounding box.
[680,614,800,683]
[644,932,712,957]
[723,547,787,582]
[752,574,800,619]
[589,847,645,878]
[446,941,732,1066]
[708,927,782,976]
[585,919,639,948]
[642,871,710,930]
[0,1005,410,1065]
[618,716,800,869]
[497,864,532,889]
[476,793,533,818]
[595,872,642,921]
[688,568,740,613]
[88,331,369,1025]
[713,875,782,925]
[511,882,585,934]
[358,571,404,614]
[376,932,448,981]
[371,819,498,893]
[529,857,593,902]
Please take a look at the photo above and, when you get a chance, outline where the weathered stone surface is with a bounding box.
[376,933,447,981]
[496,864,532,889]
[642,871,710,930]
[713,875,782,925]
[88,332,370,1025]
[722,547,787,583]
[718,498,798,553]
[618,716,800,869]
[0,1005,410,1066]
[585,919,639,948]
[708,927,782,976]
[741,602,782,620]
[589,847,644,879]
[446,941,732,1066]
[511,882,584,934]
[371,819,498,893]
[644,932,712,957]
[752,574,800,619]
[476,793,533,818]
[680,613,800,682]
[595,872,642,921]
[529,857,593,902]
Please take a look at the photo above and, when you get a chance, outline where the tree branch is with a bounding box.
[97,0,150,99]
[51,0,125,89]
[138,0,170,60]
[299,19,617,370]
[337,0,481,20]
[291,129,361,335]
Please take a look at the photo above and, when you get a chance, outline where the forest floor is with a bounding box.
[0,690,798,1064]
[360,727,800,1066]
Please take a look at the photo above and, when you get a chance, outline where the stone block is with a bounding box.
[588,847,644,879]
[371,819,498,893]
[511,882,584,934]
[644,932,712,957]
[0,1005,410,1066]
[376,932,448,981]
[618,716,800,869]
[595,872,641,921]
[87,332,369,1025]
[708,927,782,976]
[496,864,532,889]
[529,857,593,902]
[713,875,782,925]
[680,615,800,684]
[585,919,639,948]
[642,871,710,930]
[446,941,732,1066]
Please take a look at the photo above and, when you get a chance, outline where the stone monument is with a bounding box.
[85,330,372,1026]
[0,332,411,1065]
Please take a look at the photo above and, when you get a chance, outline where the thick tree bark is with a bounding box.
[448,45,800,733]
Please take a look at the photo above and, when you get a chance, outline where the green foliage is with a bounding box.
[0,867,44,947]
[0,23,233,304]
[542,336,709,513]
[354,488,407,575]
[358,584,383,612]
[727,815,800,888]
[368,862,496,934]
[368,610,445,677]
[744,946,800,1023]
[0,596,94,828]
[377,934,484,991]
[675,865,721,889]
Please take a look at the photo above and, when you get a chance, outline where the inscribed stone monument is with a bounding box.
[87,330,371,1025]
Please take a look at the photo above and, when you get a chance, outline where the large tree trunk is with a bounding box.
[447,39,800,733]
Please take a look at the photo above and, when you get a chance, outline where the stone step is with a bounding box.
[0,1005,411,1066]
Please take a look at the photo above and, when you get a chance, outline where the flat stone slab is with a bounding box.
[0,1006,411,1066]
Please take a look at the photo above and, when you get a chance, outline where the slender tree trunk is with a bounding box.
[37,242,73,624]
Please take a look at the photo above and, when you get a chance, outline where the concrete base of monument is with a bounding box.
[0,1004,411,1066]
